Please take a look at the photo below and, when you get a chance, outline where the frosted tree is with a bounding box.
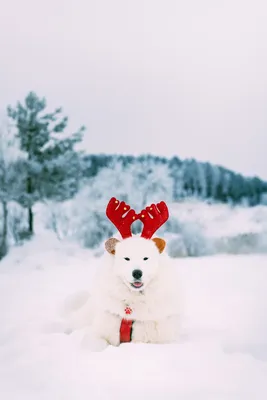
[52,158,173,248]
[83,156,173,212]
[249,177,264,205]
[196,162,207,198]
[169,156,185,200]
[220,170,231,202]
[183,159,207,198]
[0,123,23,257]
[50,161,134,247]
[182,159,196,196]
[128,157,173,209]
[7,92,85,235]
[209,164,221,199]
[0,127,10,257]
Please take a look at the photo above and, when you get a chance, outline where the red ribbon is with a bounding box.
[120,318,133,343]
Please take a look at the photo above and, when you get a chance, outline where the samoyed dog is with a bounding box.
[62,198,180,351]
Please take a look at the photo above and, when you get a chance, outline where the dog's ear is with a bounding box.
[152,237,166,254]
[105,237,120,255]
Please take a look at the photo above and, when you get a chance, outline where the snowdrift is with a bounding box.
[0,235,267,399]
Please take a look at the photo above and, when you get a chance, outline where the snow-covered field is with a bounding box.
[1,235,267,400]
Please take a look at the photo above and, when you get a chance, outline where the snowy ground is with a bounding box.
[1,236,267,400]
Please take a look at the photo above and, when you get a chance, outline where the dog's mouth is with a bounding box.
[130,281,144,290]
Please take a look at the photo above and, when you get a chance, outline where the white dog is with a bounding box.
[63,198,180,351]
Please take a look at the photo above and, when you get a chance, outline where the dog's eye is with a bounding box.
[124,257,130,261]
[143,257,149,261]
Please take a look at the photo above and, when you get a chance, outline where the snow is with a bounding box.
[1,235,267,399]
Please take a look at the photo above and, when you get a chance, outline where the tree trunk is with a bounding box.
[0,201,8,259]
[27,176,34,235]
[26,121,35,236]
[28,207,33,234]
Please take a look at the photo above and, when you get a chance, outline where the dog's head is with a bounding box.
[105,197,169,292]
[105,235,166,291]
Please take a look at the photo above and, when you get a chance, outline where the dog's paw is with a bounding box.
[81,331,108,352]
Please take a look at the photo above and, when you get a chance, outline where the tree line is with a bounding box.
[82,154,267,206]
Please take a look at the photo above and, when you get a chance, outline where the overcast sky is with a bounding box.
[1,0,267,178]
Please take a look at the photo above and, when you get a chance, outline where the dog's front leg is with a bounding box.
[131,315,180,344]
[131,320,158,343]
[103,313,121,347]
[82,312,121,351]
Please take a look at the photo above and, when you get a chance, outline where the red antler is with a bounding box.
[139,201,169,239]
[106,197,137,239]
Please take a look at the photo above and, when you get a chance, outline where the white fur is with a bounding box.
[64,236,180,351]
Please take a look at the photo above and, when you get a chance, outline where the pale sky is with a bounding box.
[1,0,267,179]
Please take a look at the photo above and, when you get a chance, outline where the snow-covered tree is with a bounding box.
[184,159,207,198]
[7,92,85,235]
[0,123,23,257]
[128,157,173,209]
[169,156,185,200]
[47,157,173,248]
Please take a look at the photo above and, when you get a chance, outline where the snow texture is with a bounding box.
[1,234,267,399]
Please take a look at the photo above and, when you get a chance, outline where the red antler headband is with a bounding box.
[106,197,169,239]
[138,201,169,239]
[106,197,137,239]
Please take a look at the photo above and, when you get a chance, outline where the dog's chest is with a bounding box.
[105,294,165,321]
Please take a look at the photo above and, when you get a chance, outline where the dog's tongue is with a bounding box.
[133,281,143,287]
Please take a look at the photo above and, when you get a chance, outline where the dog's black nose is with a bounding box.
[132,269,143,280]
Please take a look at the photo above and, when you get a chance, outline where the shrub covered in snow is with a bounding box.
[214,233,267,255]
[43,160,173,248]
[40,194,267,257]
[166,234,188,258]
